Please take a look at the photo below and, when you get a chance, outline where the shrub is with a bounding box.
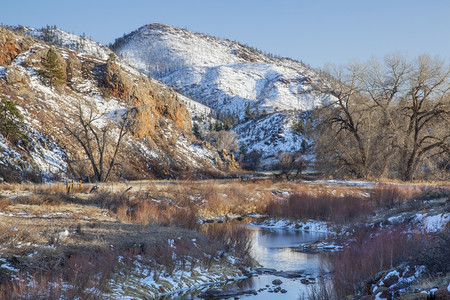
[201,223,253,267]
[412,230,450,273]
[0,248,118,299]
[370,185,403,208]
[327,226,413,298]
[265,191,372,223]
[0,198,10,211]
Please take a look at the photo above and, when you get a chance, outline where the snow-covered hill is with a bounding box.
[112,24,328,168]
[113,23,325,120]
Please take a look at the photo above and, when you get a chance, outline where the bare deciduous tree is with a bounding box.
[394,56,450,180]
[276,151,306,181]
[313,55,450,181]
[206,130,239,153]
[63,102,137,182]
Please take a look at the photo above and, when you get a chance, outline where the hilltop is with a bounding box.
[112,23,329,168]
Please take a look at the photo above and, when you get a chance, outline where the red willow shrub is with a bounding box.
[265,191,372,223]
[327,226,413,298]
[201,223,253,267]
[0,249,118,299]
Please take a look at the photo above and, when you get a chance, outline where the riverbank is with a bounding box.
[0,180,448,298]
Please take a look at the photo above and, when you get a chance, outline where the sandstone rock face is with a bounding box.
[0,27,33,65]
[102,61,191,138]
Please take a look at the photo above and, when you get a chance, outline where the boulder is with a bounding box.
[5,66,26,84]
[382,273,400,287]
[300,278,310,284]
[272,279,283,285]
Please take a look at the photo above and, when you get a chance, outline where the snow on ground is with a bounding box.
[415,212,449,233]
[14,26,112,60]
[250,218,330,233]
[233,111,312,165]
[108,255,246,299]
[115,24,327,120]
[27,130,68,180]
[0,67,6,79]
[113,24,332,167]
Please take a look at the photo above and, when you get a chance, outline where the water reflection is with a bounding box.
[170,225,329,299]
[250,226,327,273]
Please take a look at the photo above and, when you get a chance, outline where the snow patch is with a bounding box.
[251,218,330,233]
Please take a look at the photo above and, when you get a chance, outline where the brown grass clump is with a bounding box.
[12,193,66,206]
[92,190,200,229]
[0,198,10,211]
[369,184,423,208]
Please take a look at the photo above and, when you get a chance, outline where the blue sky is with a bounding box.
[1,0,449,68]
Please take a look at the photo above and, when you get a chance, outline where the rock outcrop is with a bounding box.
[0,26,227,182]
[0,27,33,65]
[102,61,191,137]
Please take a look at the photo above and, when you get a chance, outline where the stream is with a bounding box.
[245,226,329,299]
[175,224,329,299]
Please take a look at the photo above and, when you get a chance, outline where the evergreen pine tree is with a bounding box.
[0,96,25,144]
[245,103,253,121]
[193,122,202,139]
[214,120,223,131]
[301,139,308,153]
[40,48,66,86]
[291,118,304,135]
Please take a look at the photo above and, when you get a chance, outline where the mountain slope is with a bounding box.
[233,111,312,168]
[113,23,325,120]
[112,24,327,167]
[0,26,231,182]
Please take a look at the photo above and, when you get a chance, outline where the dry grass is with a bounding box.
[262,183,428,223]
[201,223,253,268]
[0,180,261,298]
[265,192,371,223]
[369,184,423,208]
[0,198,10,211]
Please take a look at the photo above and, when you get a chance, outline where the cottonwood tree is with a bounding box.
[276,151,306,181]
[313,55,450,180]
[63,102,137,182]
[313,62,375,178]
[393,56,450,180]
[206,130,239,153]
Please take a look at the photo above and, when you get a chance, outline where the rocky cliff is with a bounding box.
[0,26,230,182]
